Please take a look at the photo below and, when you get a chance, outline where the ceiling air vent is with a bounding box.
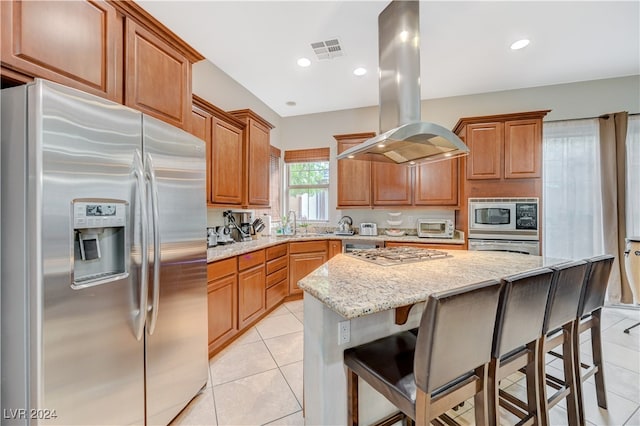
[311,38,343,60]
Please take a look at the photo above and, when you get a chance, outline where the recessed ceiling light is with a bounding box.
[286,101,297,106]
[297,57,311,67]
[510,39,530,50]
[353,67,367,76]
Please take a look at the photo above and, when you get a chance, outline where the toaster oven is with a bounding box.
[417,219,454,238]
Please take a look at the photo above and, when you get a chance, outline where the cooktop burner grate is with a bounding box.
[345,247,451,266]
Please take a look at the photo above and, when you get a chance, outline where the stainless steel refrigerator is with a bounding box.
[1,79,208,425]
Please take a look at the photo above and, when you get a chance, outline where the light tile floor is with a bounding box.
[171,301,640,426]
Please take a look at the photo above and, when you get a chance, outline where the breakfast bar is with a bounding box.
[298,250,568,425]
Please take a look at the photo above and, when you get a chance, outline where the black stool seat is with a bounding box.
[344,279,502,426]
[345,332,418,418]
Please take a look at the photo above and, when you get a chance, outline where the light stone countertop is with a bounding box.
[206,232,464,263]
[297,250,568,319]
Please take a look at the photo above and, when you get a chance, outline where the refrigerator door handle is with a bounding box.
[145,153,161,335]
[133,149,149,341]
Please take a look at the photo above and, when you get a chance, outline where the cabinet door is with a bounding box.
[289,252,327,296]
[238,264,266,329]
[328,240,343,258]
[190,104,213,204]
[207,274,238,355]
[414,160,459,206]
[211,117,244,205]
[466,122,503,180]
[372,163,412,205]
[125,19,190,130]
[337,140,371,207]
[1,0,123,102]
[504,119,542,179]
[246,119,270,206]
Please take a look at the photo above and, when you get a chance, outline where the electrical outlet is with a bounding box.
[338,320,351,345]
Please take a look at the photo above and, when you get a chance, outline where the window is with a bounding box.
[284,148,330,222]
[543,119,604,259]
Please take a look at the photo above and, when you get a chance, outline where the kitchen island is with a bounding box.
[298,250,567,425]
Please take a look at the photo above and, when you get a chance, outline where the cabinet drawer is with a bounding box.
[207,257,237,281]
[266,267,288,288]
[238,249,265,271]
[266,255,288,275]
[289,240,327,254]
[266,279,288,310]
[266,243,288,260]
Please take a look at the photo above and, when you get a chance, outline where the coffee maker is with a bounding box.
[224,210,254,242]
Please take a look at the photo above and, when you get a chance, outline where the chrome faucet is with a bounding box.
[287,210,297,235]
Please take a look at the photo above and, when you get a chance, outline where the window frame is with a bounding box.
[285,160,330,223]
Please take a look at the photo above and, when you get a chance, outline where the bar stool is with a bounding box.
[572,254,614,425]
[537,260,590,426]
[488,267,555,426]
[344,279,502,426]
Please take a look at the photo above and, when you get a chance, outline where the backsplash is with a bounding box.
[208,207,458,234]
[334,209,456,231]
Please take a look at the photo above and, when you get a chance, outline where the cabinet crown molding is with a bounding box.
[193,95,246,129]
[333,132,377,141]
[110,0,204,62]
[229,109,275,130]
[452,110,551,134]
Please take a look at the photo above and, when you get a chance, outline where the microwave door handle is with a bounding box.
[145,153,161,336]
[133,150,149,341]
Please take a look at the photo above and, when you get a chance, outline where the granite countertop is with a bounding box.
[297,250,568,319]
[207,232,465,262]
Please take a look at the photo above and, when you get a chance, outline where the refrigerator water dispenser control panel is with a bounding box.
[74,201,126,229]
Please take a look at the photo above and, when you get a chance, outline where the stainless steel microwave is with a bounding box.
[468,197,539,240]
[417,219,454,238]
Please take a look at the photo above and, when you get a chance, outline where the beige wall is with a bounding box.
[280,75,640,150]
[192,61,639,227]
[192,60,283,149]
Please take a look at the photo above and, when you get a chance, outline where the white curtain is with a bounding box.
[627,115,640,237]
[543,119,605,259]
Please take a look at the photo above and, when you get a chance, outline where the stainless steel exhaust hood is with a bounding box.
[337,0,469,165]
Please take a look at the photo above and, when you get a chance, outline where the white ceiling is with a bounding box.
[136,1,640,118]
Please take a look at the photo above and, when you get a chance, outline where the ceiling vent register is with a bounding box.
[311,38,343,60]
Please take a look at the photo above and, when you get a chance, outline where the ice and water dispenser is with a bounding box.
[72,199,128,288]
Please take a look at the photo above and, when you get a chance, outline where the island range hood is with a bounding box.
[337,0,469,165]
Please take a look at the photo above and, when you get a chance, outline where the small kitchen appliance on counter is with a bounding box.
[335,216,354,235]
[417,219,454,238]
[359,222,378,236]
[214,226,235,245]
[207,227,218,247]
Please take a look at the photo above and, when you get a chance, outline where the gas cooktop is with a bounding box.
[345,247,450,266]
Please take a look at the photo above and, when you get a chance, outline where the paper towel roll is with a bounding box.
[262,214,272,236]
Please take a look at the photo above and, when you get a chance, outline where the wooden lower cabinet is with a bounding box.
[207,258,238,356]
[266,243,289,309]
[289,241,328,296]
[328,240,343,258]
[238,250,266,329]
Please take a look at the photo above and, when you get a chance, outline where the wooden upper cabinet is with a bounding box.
[229,110,274,207]
[125,18,190,129]
[372,163,412,206]
[190,100,213,204]
[466,122,503,180]
[1,0,123,102]
[191,97,250,207]
[504,119,542,179]
[454,111,550,182]
[335,133,375,207]
[414,160,459,206]
[211,115,244,205]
